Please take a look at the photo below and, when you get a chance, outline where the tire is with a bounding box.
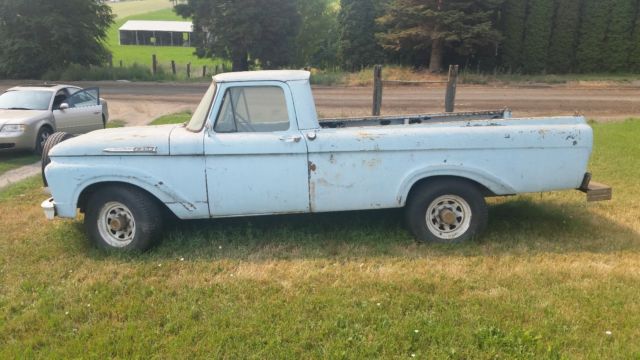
[85,185,163,252]
[405,179,488,244]
[34,126,53,155]
[41,132,74,186]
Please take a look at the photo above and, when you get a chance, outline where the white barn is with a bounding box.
[119,20,193,47]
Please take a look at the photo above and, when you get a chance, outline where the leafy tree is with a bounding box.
[499,0,528,72]
[378,0,503,73]
[547,0,581,73]
[604,0,637,72]
[338,0,384,70]
[0,0,113,79]
[521,0,554,73]
[576,0,613,72]
[175,0,300,71]
[294,0,340,68]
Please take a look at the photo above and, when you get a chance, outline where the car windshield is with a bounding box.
[0,90,52,110]
[186,82,217,132]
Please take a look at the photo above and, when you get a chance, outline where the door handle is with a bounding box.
[279,135,302,143]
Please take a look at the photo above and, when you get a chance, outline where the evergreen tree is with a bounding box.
[547,0,581,73]
[521,0,554,73]
[576,0,613,72]
[338,0,383,70]
[175,0,300,71]
[499,0,528,72]
[378,0,503,73]
[0,0,113,79]
[629,2,640,71]
[605,0,637,72]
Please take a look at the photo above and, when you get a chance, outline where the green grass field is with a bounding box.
[0,120,639,357]
[106,6,229,75]
[149,111,191,125]
[109,0,173,19]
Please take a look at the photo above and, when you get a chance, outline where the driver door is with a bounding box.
[204,82,310,216]
[53,88,103,134]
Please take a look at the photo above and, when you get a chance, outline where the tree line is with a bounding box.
[2,0,640,79]
[179,0,640,74]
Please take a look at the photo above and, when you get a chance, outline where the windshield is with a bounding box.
[0,90,52,110]
[187,82,217,132]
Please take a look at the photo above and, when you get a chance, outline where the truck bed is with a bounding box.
[319,109,511,128]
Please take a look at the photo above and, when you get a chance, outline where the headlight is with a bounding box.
[0,124,27,133]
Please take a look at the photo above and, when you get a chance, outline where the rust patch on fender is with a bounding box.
[308,161,317,172]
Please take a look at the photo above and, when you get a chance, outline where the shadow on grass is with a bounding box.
[78,196,640,262]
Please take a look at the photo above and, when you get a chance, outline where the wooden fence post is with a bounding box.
[202,65,207,78]
[372,64,383,116]
[445,64,459,112]
[119,60,123,68]
[171,60,176,75]
[107,54,113,68]
[152,54,157,76]
[186,63,191,78]
[215,65,220,74]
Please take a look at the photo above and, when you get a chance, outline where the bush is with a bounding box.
[42,63,177,82]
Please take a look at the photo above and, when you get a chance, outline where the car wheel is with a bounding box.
[85,185,163,252]
[41,132,74,186]
[34,126,53,155]
[405,179,488,244]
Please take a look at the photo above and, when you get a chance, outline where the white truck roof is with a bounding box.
[213,70,310,83]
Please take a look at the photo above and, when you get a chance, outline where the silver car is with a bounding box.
[0,84,109,154]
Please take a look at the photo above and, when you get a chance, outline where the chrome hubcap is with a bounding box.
[426,195,472,240]
[98,202,136,247]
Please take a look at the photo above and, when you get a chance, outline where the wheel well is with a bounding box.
[39,123,54,133]
[77,181,173,217]
[405,176,495,204]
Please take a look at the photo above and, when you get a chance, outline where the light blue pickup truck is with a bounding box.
[41,70,610,251]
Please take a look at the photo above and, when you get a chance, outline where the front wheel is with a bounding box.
[405,179,488,244]
[85,186,163,251]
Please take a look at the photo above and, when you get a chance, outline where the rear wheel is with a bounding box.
[405,179,488,244]
[41,132,74,186]
[85,186,163,252]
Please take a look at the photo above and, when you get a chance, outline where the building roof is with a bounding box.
[213,70,311,83]
[119,20,193,33]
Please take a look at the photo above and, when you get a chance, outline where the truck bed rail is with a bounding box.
[319,109,511,128]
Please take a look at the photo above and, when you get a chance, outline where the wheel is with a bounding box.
[34,126,53,155]
[85,186,163,252]
[405,179,488,244]
[41,132,74,186]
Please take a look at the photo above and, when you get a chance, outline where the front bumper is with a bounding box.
[41,197,57,220]
[0,130,36,151]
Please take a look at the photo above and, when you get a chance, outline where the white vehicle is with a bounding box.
[0,84,108,154]
[41,70,610,251]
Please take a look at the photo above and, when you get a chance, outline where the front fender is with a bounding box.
[45,161,201,218]
[396,165,517,206]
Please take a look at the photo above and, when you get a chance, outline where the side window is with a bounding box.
[52,90,68,110]
[68,88,99,108]
[213,86,290,133]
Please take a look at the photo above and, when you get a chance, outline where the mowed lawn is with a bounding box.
[0,120,639,358]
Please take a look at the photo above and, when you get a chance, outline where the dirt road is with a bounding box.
[1,80,639,126]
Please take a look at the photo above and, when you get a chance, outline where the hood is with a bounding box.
[0,109,49,126]
[50,124,179,157]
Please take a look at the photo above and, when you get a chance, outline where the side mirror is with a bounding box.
[59,103,69,110]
